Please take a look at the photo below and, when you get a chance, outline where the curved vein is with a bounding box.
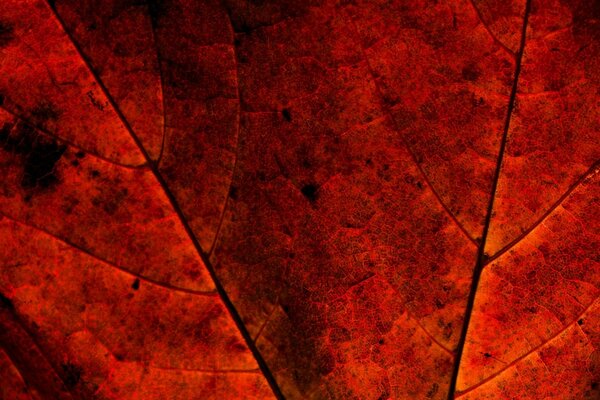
[349,18,479,247]
[44,3,285,397]
[0,213,218,297]
[485,160,600,266]
[455,297,599,398]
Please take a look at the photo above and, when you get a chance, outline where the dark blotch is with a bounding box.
[1,122,66,189]
[147,0,165,21]
[22,139,67,189]
[0,21,14,47]
[0,292,14,309]
[61,362,82,389]
[578,319,584,325]
[426,383,439,398]
[229,185,238,200]
[90,170,100,178]
[31,102,60,122]
[300,184,318,202]
[484,352,491,358]
[75,151,86,159]
[282,108,292,122]
[132,278,140,290]
[461,63,480,81]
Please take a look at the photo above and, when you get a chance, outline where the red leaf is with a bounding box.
[0,0,598,399]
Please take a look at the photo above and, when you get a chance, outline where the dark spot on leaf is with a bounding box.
[90,170,100,178]
[578,319,584,325]
[132,278,140,290]
[0,93,4,106]
[31,102,60,122]
[0,21,14,47]
[461,63,480,81]
[378,339,384,345]
[282,108,292,122]
[0,292,14,309]
[229,186,238,200]
[484,352,491,358]
[237,23,252,35]
[147,0,165,21]
[61,362,82,389]
[75,151,86,158]
[71,159,79,167]
[592,381,598,390]
[86,91,107,111]
[426,383,439,398]
[300,184,318,202]
[0,122,66,189]
[22,141,67,189]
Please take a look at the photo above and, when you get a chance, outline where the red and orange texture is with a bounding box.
[0,0,599,399]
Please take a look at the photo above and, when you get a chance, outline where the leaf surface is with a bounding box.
[0,0,598,399]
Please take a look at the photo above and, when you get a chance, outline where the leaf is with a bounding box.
[0,0,598,399]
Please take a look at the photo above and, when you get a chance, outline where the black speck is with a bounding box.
[300,184,318,202]
[0,292,14,309]
[592,381,598,390]
[416,181,423,189]
[75,151,86,159]
[365,158,373,166]
[282,108,292,122]
[484,352,491,358]
[90,170,100,178]
[71,159,79,167]
[378,339,384,345]
[578,319,584,325]
[61,362,82,389]
[229,186,238,200]
[0,93,4,106]
[131,278,140,290]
